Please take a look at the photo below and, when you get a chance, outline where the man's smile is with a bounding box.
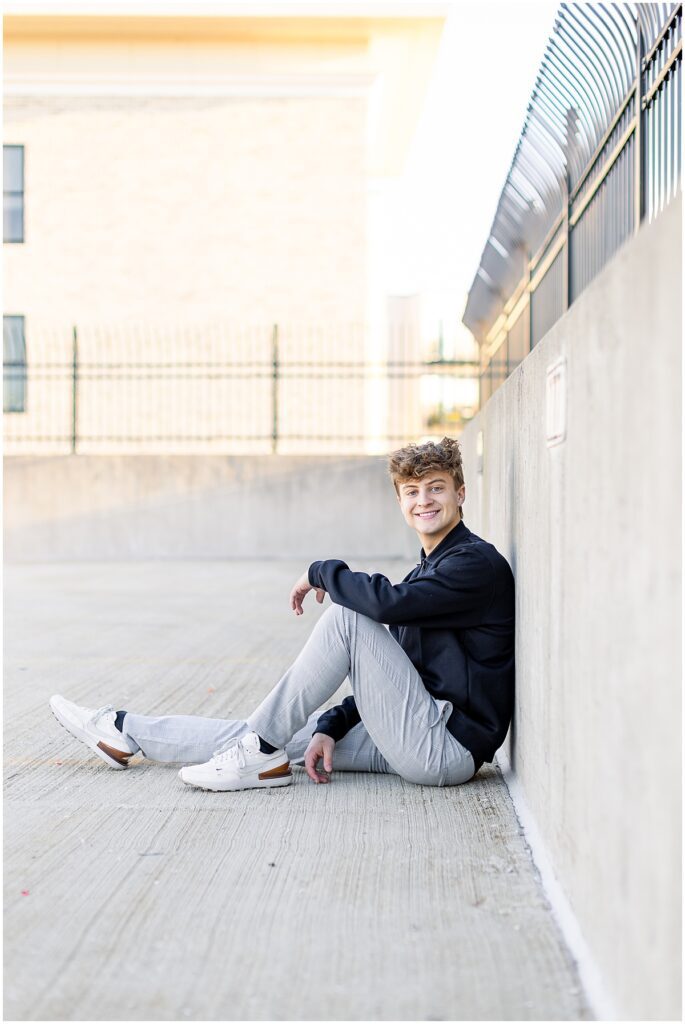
[416,510,440,519]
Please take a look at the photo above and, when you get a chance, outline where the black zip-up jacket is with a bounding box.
[307,520,515,773]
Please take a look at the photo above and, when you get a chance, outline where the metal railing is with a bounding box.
[2,322,479,454]
[463,3,682,408]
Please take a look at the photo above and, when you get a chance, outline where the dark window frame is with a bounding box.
[3,145,24,244]
[4,314,27,413]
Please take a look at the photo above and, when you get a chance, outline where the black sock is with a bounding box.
[114,710,127,733]
[258,735,278,754]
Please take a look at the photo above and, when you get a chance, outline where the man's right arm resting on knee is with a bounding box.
[289,570,360,783]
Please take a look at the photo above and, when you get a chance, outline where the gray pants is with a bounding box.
[122,604,476,787]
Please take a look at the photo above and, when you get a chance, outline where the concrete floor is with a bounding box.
[4,561,593,1021]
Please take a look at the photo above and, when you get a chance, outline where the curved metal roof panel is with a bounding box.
[463,3,675,342]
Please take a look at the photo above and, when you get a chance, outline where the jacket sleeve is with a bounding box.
[313,695,361,742]
[308,550,495,628]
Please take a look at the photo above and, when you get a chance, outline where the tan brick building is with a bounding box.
[3,5,445,452]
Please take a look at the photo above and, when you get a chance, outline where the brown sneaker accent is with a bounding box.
[258,761,292,781]
[97,741,133,766]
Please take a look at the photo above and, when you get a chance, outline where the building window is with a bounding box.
[4,145,24,243]
[4,316,26,413]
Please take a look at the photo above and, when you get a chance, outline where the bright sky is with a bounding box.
[378,0,559,339]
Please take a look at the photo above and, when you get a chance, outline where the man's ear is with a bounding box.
[458,484,466,505]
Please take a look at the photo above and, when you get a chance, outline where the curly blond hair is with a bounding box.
[388,437,465,518]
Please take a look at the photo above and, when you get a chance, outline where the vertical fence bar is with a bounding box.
[635,20,645,231]
[271,323,279,454]
[524,253,532,358]
[563,106,576,312]
[562,175,571,313]
[71,325,78,454]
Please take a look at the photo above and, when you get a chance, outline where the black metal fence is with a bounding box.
[3,322,479,454]
[464,3,682,408]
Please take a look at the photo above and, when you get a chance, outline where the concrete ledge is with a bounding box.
[4,455,417,561]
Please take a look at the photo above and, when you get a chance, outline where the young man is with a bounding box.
[50,437,515,791]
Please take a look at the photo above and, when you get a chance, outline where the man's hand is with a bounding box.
[304,732,335,783]
[290,571,326,616]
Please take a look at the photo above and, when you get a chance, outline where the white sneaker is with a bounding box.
[179,731,292,792]
[49,695,137,770]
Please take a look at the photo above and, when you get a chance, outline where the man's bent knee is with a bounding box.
[327,602,384,632]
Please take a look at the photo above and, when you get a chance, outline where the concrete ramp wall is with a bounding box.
[4,455,416,562]
[459,197,682,1020]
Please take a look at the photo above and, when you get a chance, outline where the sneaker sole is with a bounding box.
[49,699,132,771]
[178,769,293,792]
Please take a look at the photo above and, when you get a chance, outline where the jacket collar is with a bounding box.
[420,519,468,563]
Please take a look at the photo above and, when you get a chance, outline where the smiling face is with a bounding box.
[395,471,465,554]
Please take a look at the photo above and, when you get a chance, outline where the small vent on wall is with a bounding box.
[546,358,566,447]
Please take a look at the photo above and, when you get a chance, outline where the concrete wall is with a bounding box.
[4,455,417,562]
[459,197,682,1020]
